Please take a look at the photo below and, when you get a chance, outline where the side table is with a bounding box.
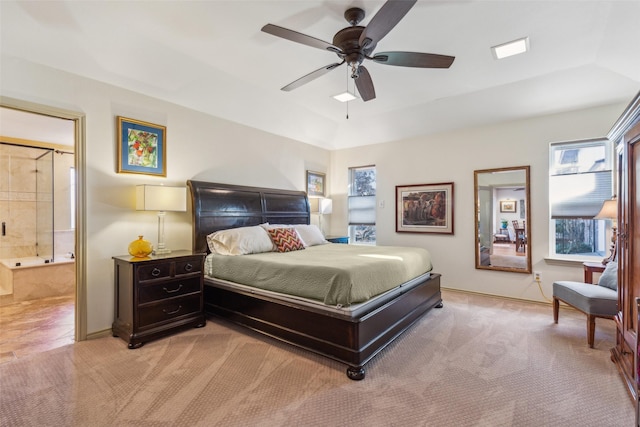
[112,250,206,348]
[583,262,605,284]
[326,236,349,244]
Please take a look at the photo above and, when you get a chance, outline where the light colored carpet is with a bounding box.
[0,289,633,426]
[490,254,527,269]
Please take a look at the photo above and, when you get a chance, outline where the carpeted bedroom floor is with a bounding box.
[0,289,633,426]
[489,254,528,269]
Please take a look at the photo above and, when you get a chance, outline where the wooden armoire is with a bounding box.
[609,91,640,402]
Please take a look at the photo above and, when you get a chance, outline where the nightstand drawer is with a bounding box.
[138,277,201,304]
[137,263,171,281]
[138,294,201,328]
[175,257,202,276]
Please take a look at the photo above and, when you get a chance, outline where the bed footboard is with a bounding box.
[203,273,442,380]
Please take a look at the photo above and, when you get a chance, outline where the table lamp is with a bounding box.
[594,195,617,264]
[136,185,187,254]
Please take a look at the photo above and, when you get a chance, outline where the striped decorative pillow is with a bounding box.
[267,228,305,253]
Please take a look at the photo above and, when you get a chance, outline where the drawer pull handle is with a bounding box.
[163,284,183,294]
[185,263,193,272]
[151,268,161,277]
[163,305,182,315]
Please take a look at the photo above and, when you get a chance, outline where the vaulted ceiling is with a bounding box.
[1,1,639,150]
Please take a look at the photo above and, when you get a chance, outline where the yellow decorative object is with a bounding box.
[128,235,153,258]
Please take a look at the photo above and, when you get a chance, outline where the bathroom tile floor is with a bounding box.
[0,295,74,364]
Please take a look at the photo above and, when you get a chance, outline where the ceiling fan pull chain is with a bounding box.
[346,67,350,119]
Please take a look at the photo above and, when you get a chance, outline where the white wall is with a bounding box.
[1,57,330,334]
[2,55,631,333]
[329,102,626,302]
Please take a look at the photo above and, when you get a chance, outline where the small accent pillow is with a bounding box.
[267,227,305,253]
[261,223,327,247]
[598,261,618,291]
[207,226,275,256]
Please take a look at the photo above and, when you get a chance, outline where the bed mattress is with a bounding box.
[205,244,432,307]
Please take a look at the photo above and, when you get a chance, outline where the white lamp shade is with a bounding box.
[319,198,333,215]
[594,198,617,220]
[136,185,187,212]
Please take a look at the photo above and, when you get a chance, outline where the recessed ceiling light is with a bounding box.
[491,37,529,59]
[332,91,357,102]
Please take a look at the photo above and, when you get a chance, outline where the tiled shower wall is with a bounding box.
[0,144,74,259]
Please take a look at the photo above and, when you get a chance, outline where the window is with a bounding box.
[348,165,376,244]
[549,139,612,260]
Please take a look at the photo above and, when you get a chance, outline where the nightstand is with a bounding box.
[326,236,349,244]
[112,250,206,348]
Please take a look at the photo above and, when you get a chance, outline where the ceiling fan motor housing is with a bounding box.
[333,26,373,75]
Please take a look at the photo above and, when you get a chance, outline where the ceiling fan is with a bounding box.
[261,0,455,102]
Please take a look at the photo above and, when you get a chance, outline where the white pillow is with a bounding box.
[292,224,328,247]
[260,223,327,247]
[207,226,275,256]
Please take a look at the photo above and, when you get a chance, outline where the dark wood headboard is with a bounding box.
[188,180,310,254]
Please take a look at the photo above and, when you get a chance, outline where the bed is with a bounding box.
[188,180,442,380]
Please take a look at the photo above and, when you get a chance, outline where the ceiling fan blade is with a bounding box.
[359,0,417,52]
[372,51,455,68]
[355,66,376,102]
[262,24,342,54]
[281,62,344,92]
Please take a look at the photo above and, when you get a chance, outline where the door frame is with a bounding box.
[0,96,87,341]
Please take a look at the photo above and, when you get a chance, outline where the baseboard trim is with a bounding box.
[86,328,112,340]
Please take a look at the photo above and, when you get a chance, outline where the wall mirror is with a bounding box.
[475,166,531,273]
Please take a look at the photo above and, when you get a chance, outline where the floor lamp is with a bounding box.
[318,198,333,235]
[136,185,187,255]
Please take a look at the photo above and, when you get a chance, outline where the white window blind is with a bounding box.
[549,139,612,219]
[348,195,376,225]
[348,165,376,244]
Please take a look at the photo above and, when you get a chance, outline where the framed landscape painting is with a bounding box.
[117,116,166,176]
[306,170,326,197]
[500,200,516,213]
[396,182,454,234]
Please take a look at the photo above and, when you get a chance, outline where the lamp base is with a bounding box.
[601,226,617,265]
[153,248,172,255]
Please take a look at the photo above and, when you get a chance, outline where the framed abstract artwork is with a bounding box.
[306,170,326,197]
[396,182,454,234]
[117,116,166,176]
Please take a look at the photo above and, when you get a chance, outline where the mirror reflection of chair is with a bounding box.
[512,220,527,252]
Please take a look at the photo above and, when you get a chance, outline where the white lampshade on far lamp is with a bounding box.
[594,195,618,264]
[319,198,333,215]
[311,198,332,235]
[136,185,187,255]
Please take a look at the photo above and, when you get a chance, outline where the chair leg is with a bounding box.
[587,315,596,348]
[553,297,559,324]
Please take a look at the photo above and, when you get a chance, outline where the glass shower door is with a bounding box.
[36,149,54,261]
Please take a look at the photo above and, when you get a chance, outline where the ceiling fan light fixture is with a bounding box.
[491,37,529,59]
[332,91,357,102]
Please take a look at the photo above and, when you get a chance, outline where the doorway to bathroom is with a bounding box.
[0,105,80,362]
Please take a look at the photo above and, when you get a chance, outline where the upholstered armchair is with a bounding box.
[553,261,618,348]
